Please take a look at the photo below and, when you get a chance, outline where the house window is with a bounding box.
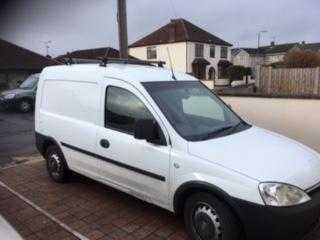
[220,46,228,59]
[195,44,204,58]
[147,46,157,59]
[210,45,215,58]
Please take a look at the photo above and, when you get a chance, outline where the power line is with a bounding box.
[167,0,178,19]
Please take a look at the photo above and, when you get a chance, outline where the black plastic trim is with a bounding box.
[35,132,60,156]
[231,195,320,240]
[173,181,234,214]
[61,142,166,182]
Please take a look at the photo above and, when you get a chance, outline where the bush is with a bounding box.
[218,61,233,79]
[226,66,253,85]
[227,65,245,81]
[282,49,320,68]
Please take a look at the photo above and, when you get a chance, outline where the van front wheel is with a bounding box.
[45,145,70,183]
[184,192,241,240]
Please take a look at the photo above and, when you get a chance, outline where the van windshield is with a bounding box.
[143,81,250,141]
[19,75,39,90]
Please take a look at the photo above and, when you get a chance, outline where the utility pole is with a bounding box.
[117,0,128,59]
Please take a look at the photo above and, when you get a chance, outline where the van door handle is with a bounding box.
[100,139,110,149]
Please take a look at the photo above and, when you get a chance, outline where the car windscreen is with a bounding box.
[143,81,250,141]
[19,75,39,89]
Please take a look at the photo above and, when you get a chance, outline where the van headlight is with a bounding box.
[259,182,311,207]
[4,94,16,99]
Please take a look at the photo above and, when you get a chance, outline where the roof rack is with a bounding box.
[62,58,101,65]
[99,58,165,68]
[62,57,166,68]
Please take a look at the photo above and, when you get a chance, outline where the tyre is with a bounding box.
[18,99,32,113]
[45,145,70,183]
[184,192,241,240]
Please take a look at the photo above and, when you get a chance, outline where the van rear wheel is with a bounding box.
[45,145,70,183]
[184,192,241,240]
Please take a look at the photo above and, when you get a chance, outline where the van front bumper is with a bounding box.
[232,188,320,240]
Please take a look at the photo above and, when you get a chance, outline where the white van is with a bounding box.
[35,60,320,240]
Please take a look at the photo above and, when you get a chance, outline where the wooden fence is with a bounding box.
[257,66,320,97]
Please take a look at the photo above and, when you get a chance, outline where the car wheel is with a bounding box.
[18,99,32,113]
[184,192,241,240]
[45,145,70,183]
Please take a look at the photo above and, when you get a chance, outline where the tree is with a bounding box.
[227,65,252,85]
[282,49,320,68]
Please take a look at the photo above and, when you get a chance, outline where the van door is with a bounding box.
[40,80,101,179]
[96,79,171,207]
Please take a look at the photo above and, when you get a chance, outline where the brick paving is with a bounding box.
[0,185,78,240]
[0,161,189,240]
[0,160,320,240]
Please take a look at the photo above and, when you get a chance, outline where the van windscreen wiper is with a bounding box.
[201,125,235,140]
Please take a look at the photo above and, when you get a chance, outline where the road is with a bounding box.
[0,110,36,167]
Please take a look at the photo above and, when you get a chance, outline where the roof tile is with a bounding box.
[55,47,135,63]
[129,18,232,48]
[0,38,60,70]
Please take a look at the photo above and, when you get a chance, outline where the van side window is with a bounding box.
[105,86,153,134]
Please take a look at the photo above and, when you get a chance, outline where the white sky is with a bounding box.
[0,0,319,57]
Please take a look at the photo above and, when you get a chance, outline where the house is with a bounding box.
[232,41,320,77]
[231,48,257,67]
[55,47,135,63]
[0,38,60,89]
[232,42,299,67]
[129,18,233,85]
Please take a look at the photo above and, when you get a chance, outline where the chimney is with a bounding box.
[270,41,275,46]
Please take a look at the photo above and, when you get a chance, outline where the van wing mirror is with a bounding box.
[134,119,166,146]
